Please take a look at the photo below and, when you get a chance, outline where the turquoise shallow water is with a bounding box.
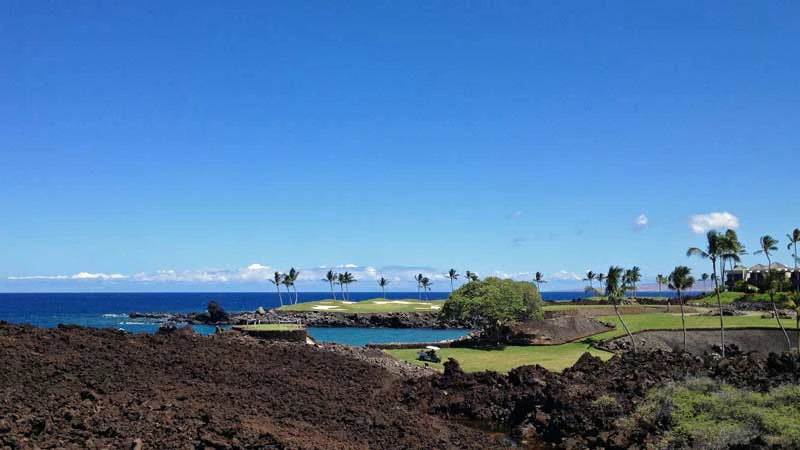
[306,327,469,346]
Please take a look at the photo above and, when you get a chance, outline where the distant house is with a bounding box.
[726,262,796,290]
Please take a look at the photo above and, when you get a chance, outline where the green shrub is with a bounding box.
[439,277,543,329]
[621,378,800,448]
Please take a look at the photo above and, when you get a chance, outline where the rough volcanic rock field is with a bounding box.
[0,322,497,449]
[401,350,800,448]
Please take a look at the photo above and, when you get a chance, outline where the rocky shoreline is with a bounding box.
[128,309,471,329]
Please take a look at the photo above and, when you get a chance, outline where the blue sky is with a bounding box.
[2,1,799,292]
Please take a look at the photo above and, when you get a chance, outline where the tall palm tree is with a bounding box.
[464,271,475,283]
[281,273,294,304]
[622,269,634,299]
[285,267,300,304]
[629,266,641,299]
[420,277,432,300]
[688,230,727,357]
[596,273,606,295]
[606,265,636,352]
[343,271,357,300]
[337,272,347,300]
[269,271,284,307]
[787,228,800,293]
[755,235,791,349]
[414,273,424,300]
[668,266,695,352]
[378,277,390,299]
[584,271,596,291]
[322,270,338,301]
[469,272,479,282]
[701,273,710,291]
[656,274,669,311]
[446,268,460,292]
[534,272,546,291]
[720,229,746,291]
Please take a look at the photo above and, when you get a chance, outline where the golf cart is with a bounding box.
[417,345,441,363]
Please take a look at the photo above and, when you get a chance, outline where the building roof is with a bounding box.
[749,262,791,272]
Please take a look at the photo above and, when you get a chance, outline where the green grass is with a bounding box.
[234,324,304,331]
[386,342,612,373]
[542,303,673,312]
[690,291,745,305]
[279,299,445,313]
[386,312,799,373]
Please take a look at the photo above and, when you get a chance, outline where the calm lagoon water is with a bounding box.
[0,291,690,344]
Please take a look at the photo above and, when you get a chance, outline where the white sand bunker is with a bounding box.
[373,301,420,305]
[342,301,355,304]
[414,305,442,310]
[312,305,343,310]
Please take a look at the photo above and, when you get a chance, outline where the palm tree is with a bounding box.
[322,270,338,301]
[787,228,800,293]
[606,265,636,352]
[622,269,634,299]
[337,272,347,300]
[656,274,670,311]
[755,235,791,350]
[464,271,475,283]
[420,277,432,300]
[596,273,606,296]
[668,266,695,352]
[269,271,284,307]
[469,272,479,282]
[343,271,357,300]
[378,277,390,299]
[584,271,596,291]
[534,272,547,291]
[414,273,424,300]
[629,266,641,299]
[786,291,800,353]
[688,230,727,357]
[446,269,460,292]
[701,273,710,291]
[285,267,300,304]
[720,229,746,291]
[281,273,294,304]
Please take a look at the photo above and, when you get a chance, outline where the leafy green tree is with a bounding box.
[439,277,543,336]
[606,266,636,352]
[378,276,390,299]
[668,266,694,352]
[464,271,475,283]
[534,272,547,291]
[446,268,460,292]
[688,230,727,357]
[322,270,338,301]
[269,271,284,307]
[469,272,479,282]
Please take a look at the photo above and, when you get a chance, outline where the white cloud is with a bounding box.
[690,211,740,234]
[634,213,648,229]
[72,272,127,280]
[550,270,582,281]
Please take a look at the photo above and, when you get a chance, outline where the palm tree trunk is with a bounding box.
[770,291,792,350]
[417,284,421,300]
[293,285,298,305]
[330,282,336,301]
[678,290,686,352]
[613,298,636,352]
[339,283,345,300]
[712,258,726,358]
[276,285,283,307]
[345,283,350,301]
[382,286,386,299]
[450,278,454,292]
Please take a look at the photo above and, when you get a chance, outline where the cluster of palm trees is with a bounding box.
[583,267,641,298]
[269,268,300,306]
[320,270,358,301]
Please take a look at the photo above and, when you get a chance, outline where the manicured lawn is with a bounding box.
[279,299,445,313]
[689,291,745,305]
[386,342,612,373]
[387,312,799,373]
[234,324,305,331]
[543,304,673,312]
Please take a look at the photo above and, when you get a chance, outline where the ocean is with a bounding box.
[0,291,689,344]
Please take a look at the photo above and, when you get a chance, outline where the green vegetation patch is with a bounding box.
[619,378,800,448]
[235,324,305,331]
[279,299,446,313]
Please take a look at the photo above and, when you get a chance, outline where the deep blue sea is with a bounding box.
[0,291,688,345]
